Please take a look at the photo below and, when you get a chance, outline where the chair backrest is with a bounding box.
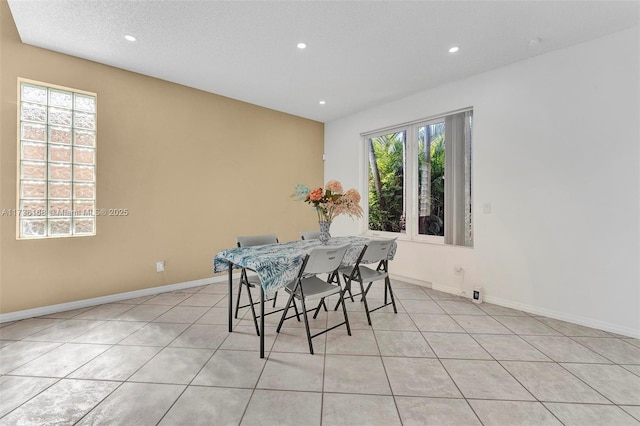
[361,238,396,264]
[236,234,278,248]
[300,230,321,240]
[301,244,350,275]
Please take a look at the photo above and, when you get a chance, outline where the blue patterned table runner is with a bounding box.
[213,236,396,298]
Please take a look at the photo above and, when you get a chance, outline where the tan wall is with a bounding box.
[0,2,324,313]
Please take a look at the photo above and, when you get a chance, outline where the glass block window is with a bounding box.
[18,79,96,239]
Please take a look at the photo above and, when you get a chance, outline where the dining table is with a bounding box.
[213,235,397,358]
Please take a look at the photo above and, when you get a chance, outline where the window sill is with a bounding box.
[364,230,445,245]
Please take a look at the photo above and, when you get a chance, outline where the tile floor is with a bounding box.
[1,280,639,425]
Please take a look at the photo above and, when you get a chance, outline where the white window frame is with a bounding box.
[16,78,97,239]
[362,108,472,246]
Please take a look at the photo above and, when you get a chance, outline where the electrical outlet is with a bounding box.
[454,266,464,275]
[156,261,164,272]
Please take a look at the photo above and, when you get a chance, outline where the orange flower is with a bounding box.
[308,187,324,201]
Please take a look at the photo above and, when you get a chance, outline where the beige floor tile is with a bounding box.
[370,313,418,331]
[324,355,391,395]
[325,328,379,355]
[271,327,326,353]
[128,347,213,384]
[159,386,252,425]
[241,389,322,426]
[501,360,610,403]
[192,349,266,388]
[573,337,640,364]
[544,402,640,425]
[119,322,190,346]
[395,396,481,426]
[0,341,61,374]
[441,359,535,400]
[0,379,118,425]
[561,363,640,405]
[71,320,146,344]
[323,393,401,426]
[76,382,184,426]
[9,343,109,377]
[69,345,161,381]
[257,351,324,391]
[384,357,461,397]
[436,301,486,315]
[495,316,563,336]
[423,332,492,360]
[469,400,562,426]
[169,324,229,349]
[522,335,611,363]
[451,314,512,334]
[473,334,551,361]
[410,313,466,333]
[375,330,435,357]
[0,376,58,417]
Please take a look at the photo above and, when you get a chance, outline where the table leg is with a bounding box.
[228,263,233,332]
[260,287,265,358]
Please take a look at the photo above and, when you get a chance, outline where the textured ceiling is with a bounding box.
[7,0,639,123]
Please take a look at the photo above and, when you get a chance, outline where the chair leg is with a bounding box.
[385,277,398,313]
[245,284,260,336]
[299,296,314,355]
[276,291,296,333]
[313,298,324,319]
[292,299,301,321]
[272,291,278,308]
[359,280,372,326]
[339,288,351,336]
[234,280,243,319]
[334,277,351,310]
[312,298,328,319]
[333,296,342,311]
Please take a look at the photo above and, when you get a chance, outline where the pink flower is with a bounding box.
[344,188,361,204]
[295,181,362,221]
[325,180,343,194]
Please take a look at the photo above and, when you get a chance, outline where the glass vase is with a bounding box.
[319,220,331,245]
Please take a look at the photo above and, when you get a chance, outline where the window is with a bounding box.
[365,109,473,247]
[17,79,97,239]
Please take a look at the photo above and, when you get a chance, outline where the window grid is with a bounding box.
[363,108,472,247]
[18,79,96,239]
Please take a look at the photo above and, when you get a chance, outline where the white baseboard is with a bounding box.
[0,275,235,324]
[389,273,432,289]
[432,282,640,339]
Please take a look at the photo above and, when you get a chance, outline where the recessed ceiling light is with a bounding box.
[319,100,326,105]
[448,46,460,53]
[124,34,137,42]
[528,38,542,47]
[297,42,307,49]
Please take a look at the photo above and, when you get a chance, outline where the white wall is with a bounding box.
[325,27,640,338]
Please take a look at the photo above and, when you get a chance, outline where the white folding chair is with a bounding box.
[334,238,397,325]
[235,234,286,336]
[276,244,351,354]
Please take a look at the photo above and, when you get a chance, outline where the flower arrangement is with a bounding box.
[293,180,363,222]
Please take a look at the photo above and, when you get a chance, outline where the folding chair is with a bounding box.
[276,244,351,354]
[334,238,397,325]
[235,234,291,336]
